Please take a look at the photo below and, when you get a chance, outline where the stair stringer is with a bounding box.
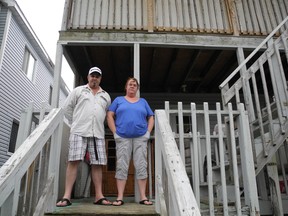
[254,120,288,175]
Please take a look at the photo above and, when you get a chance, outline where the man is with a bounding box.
[56,66,111,207]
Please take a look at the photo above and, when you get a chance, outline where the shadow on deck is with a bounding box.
[45,197,159,216]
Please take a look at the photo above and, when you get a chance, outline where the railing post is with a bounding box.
[238,104,260,215]
[155,111,164,214]
[45,114,64,213]
[15,101,34,150]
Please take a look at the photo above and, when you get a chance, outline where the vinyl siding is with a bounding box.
[0,12,68,166]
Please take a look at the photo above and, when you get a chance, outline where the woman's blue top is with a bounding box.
[108,96,154,138]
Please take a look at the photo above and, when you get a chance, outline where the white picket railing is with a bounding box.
[0,104,64,216]
[157,101,260,215]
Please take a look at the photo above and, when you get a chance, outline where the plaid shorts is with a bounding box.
[68,134,107,165]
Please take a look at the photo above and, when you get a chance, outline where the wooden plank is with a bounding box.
[221,0,233,34]
[79,0,88,28]
[175,0,184,31]
[122,0,128,29]
[208,0,217,32]
[272,0,285,32]
[143,0,148,31]
[214,0,224,33]
[128,0,135,29]
[252,0,265,35]
[190,103,200,205]
[203,103,214,215]
[242,0,253,34]
[238,104,260,215]
[155,0,164,30]
[279,0,288,30]
[135,0,142,30]
[202,0,211,32]
[163,0,171,30]
[181,0,191,31]
[100,0,109,28]
[265,0,278,30]
[188,0,198,31]
[114,0,121,29]
[93,0,102,28]
[72,0,81,29]
[216,103,229,216]
[234,0,247,34]
[247,0,260,35]
[177,102,185,163]
[86,0,95,28]
[259,0,272,33]
[285,0,288,13]
[227,103,242,215]
[169,0,177,31]
[107,0,114,29]
[194,0,204,31]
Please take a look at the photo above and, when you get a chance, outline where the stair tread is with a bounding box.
[46,197,158,216]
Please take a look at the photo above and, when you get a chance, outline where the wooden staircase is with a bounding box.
[220,16,288,177]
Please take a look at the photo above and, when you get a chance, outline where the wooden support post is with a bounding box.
[267,156,283,216]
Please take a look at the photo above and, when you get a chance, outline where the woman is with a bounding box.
[107,77,154,206]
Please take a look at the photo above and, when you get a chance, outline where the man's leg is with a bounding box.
[92,165,111,204]
[56,160,80,206]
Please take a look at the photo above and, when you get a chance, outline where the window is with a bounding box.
[23,47,36,81]
[8,120,19,153]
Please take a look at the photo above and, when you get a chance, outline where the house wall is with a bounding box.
[0,6,69,166]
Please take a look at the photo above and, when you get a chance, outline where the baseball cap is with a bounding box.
[88,67,102,75]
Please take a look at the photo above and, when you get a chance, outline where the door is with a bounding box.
[103,139,135,196]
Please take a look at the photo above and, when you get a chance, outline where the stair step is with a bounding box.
[45,198,159,216]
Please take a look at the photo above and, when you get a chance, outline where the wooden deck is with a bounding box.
[45,197,159,216]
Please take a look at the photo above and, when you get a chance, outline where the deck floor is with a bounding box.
[46,197,158,216]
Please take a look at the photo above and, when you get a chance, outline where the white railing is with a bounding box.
[219,16,288,174]
[155,109,201,216]
[0,106,64,216]
[161,101,260,215]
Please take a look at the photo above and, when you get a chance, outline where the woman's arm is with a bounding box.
[147,115,154,133]
[107,111,116,134]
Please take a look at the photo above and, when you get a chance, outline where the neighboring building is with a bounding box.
[0,0,69,166]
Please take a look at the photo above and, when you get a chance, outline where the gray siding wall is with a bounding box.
[0,6,7,46]
[0,11,68,166]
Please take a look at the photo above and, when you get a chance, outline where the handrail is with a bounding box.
[219,16,288,89]
[0,108,64,216]
[155,110,201,216]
